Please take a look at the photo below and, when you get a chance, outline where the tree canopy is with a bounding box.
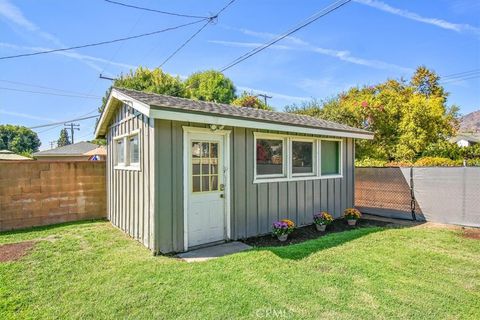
[57,128,71,147]
[99,68,238,114]
[0,125,41,155]
[286,67,459,161]
[184,70,236,104]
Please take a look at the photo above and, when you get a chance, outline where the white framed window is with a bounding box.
[320,139,341,176]
[253,132,342,183]
[291,138,316,177]
[255,134,286,179]
[114,129,141,170]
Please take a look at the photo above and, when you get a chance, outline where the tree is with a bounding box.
[57,128,71,147]
[0,125,41,155]
[231,91,273,110]
[184,70,236,104]
[285,66,458,161]
[99,67,185,113]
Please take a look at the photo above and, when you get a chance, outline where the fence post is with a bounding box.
[410,167,417,221]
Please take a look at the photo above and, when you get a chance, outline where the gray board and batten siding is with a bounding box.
[154,120,355,253]
[106,103,156,249]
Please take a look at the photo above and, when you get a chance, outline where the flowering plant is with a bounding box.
[313,212,333,225]
[272,219,295,236]
[343,208,361,220]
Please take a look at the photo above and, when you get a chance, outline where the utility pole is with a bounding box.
[64,123,80,144]
[99,74,115,81]
[49,141,57,149]
[256,93,272,107]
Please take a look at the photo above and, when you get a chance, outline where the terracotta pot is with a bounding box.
[347,219,357,226]
[277,234,288,242]
[316,224,327,232]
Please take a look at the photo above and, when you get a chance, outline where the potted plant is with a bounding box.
[272,219,295,241]
[313,211,333,231]
[344,208,361,226]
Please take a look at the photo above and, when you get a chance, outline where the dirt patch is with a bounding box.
[0,241,36,262]
[463,229,480,240]
[243,219,393,248]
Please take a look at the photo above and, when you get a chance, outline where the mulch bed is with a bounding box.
[243,218,393,248]
[0,241,36,262]
[463,228,480,240]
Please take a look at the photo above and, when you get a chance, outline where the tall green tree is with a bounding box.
[0,125,41,155]
[285,67,458,161]
[231,91,272,110]
[99,67,185,113]
[57,128,71,147]
[184,70,236,104]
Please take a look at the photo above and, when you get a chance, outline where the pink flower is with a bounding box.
[361,101,368,108]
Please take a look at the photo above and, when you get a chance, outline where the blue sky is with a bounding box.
[0,0,479,150]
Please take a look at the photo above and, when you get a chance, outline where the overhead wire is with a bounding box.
[0,19,208,60]
[104,0,209,19]
[159,0,237,67]
[0,86,101,99]
[219,0,352,72]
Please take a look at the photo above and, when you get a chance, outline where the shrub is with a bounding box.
[414,157,462,167]
[466,158,480,167]
[272,219,295,236]
[355,158,387,167]
[384,160,413,167]
[313,212,333,225]
[344,208,361,220]
[422,141,462,159]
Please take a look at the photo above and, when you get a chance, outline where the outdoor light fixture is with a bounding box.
[209,124,224,131]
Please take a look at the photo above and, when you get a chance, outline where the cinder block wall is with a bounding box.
[0,161,106,231]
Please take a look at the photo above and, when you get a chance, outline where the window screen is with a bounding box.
[129,135,139,164]
[321,140,340,175]
[116,139,125,165]
[256,139,284,176]
[292,141,313,174]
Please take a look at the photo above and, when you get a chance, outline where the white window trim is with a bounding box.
[253,132,343,183]
[113,129,141,171]
[253,133,287,180]
[291,137,317,178]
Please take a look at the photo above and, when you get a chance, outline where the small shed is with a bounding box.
[95,87,373,254]
[0,150,32,161]
[33,141,101,161]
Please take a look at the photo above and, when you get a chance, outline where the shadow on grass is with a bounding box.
[0,218,108,237]
[259,227,385,260]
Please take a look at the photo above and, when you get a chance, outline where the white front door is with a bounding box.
[186,131,228,248]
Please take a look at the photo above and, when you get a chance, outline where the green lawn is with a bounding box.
[1,221,479,319]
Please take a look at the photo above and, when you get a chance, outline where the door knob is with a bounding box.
[219,184,225,191]
[220,194,224,198]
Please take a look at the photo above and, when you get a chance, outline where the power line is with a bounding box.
[0,19,207,61]
[159,0,237,67]
[104,0,210,19]
[441,69,480,80]
[0,80,101,97]
[30,114,99,129]
[220,0,352,72]
[440,74,480,84]
[0,86,101,99]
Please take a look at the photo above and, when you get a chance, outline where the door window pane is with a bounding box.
[292,141,313,174]
[192,141,220,192]
[321,140,340,175]
[256,139,284,176]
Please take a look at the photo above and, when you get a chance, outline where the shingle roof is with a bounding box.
[0,150,32,160]
[33,141,99,157]
[114,87,372,136]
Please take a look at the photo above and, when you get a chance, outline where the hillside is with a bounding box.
[459,110,480,133]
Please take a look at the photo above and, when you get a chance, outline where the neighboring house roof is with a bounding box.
[95,87,374,139]
[449,134,480,144]
[0,150,32,160]
[33,141,99,157]
[83,146,107,156]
